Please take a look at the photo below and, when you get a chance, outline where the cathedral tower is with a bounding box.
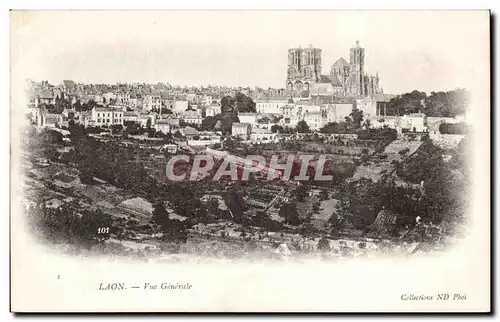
[349,40,365,96]
[286,45,322,91]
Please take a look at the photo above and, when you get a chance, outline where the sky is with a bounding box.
[11,10,489,94]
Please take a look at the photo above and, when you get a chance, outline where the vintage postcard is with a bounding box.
[10,10,490,312]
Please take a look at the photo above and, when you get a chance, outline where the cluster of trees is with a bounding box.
[251,211,283,231]
[152,202,189,243]
[27,203,114,249]
[341,178,425,230]
[320,122,353,134]
[270,124,295,134]
[345,109,364,130]
[123,121,145,135]
[60,128,207,220]
[357,127,397,141]
[24,127,65,163]
[396,140,443,184]
[150,107,173,115]
[198,92,255,133]
[386,89,468,117]
[40,97,104,114]
[201,113,239,134]
[337,138,469,237]
[221,92,257,114]
[279,202,302,226]
[415,138,469,229]
[319,110,364,134]
[38,95,71,114]
[73,99,100,112]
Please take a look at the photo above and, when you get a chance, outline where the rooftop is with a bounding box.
[251,127,272,134]
[232,122,251,128]
[256,96,290,102]
[331,57,349,69]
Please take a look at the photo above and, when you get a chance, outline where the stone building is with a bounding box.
[232,123,252,140]
[286,45,322,91]
[287,41,382,98]
[328,41,381,97]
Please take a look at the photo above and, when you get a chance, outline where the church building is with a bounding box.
[286,41,382,98]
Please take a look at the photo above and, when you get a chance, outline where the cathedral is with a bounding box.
[286,41,381,97]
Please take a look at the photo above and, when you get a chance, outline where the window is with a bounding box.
[97,113,100,117]
[98,118,101,123]
[107,119,110,123]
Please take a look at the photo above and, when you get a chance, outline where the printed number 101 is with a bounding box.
[97,227,110,234]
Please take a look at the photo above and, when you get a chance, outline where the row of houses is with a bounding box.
[231,123,277,143]
[237,101,354,131]
[26,85,224,112]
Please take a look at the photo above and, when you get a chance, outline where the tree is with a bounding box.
[329,213,339,227]
[207,198,220,217]
[396,140,443,184]
[319,189,329,201]
[346,109,363,130]
[296,120,310,133]
[110,124,123,134]
[201,115,218,131]
[227,190,244,223]
[73,100,82,111]
[153,202,169,227]
[79,209,114,245]
[293,185,308,202]
[398,148,409,157]
[221,96,235,114]
[44,146,61,162]
[28,205,113,249]
[423,89,468,117]
[124,121,143,135]
[152,202,189,243]
[221,113,239,135]
[234,92,256,113]
[279,203,301,226]
[271,124,284,133]
[79,169,94,184]
[439,122,468,134]
[357,127,397,141]
[164,219,188,243]
[40,129,64,145]
[147,128,157,138]
[387,90,427,116]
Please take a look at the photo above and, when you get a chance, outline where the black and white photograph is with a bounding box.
[9,10,491,312]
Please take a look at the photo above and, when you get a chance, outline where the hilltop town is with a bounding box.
[22,42,470,261]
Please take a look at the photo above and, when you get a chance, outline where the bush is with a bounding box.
[398,148,410,156]
[317,238,331,252]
